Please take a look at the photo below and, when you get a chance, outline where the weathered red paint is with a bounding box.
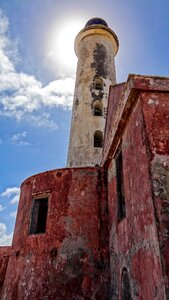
[1,75,169,299]
[141,91,169,296]
[103,83,125,162]
[104,75,169,299]
[0,168,109,299]
[0,247,12,291]
[107,99,165,299]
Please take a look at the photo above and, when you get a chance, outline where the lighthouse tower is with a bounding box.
[67,18,119,167]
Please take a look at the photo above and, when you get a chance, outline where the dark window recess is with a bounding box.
[93,101,103,116]
[94,78,103,90]
[116,149,126,221]
[29,198,48,234]
[94,130,103,148]
[122,268,131,300]
[94,107,103,116]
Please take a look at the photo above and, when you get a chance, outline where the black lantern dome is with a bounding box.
[85,18,108,28]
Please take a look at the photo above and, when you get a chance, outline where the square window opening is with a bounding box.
[29,197,48,234]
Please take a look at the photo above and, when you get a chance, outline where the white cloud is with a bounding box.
[10,194,20,204]
[28,114,58,130]
[0,9,74,129]
[11,131,30,146]
[0,223,13,246]
[10,211,17,218]
[11,131,26,142]
[0,10,8,35]
[1,186,20,204]
[1,186,20,197]
[0,204,5,212]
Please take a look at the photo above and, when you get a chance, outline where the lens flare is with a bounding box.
[48,20,84,74]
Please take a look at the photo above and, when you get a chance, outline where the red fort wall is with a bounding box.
[104,75,169,299]
[0,168,109,299]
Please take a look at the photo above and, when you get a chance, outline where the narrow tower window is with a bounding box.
[94,78,103,90]
[29,197,48,234]
[94,106,102,116]
[94,130,103,148]
[115,148,126,221]
[93,101,103,116]
[122,268,131,300]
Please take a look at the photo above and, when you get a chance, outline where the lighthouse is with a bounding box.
[67,17,119,167]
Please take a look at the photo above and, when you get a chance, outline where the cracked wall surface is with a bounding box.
[105,75,169,299]
[67,28,117,167]
[0,167,109,300]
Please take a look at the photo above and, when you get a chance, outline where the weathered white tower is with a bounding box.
[67,18,119,167]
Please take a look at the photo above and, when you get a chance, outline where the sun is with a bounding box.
[48,19,84,74]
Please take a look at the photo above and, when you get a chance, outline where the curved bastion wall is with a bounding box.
[0,167,109,299]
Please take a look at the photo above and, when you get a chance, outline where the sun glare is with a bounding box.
[49,20,84,74]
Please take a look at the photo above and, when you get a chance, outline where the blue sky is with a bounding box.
[0,0,169,245]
